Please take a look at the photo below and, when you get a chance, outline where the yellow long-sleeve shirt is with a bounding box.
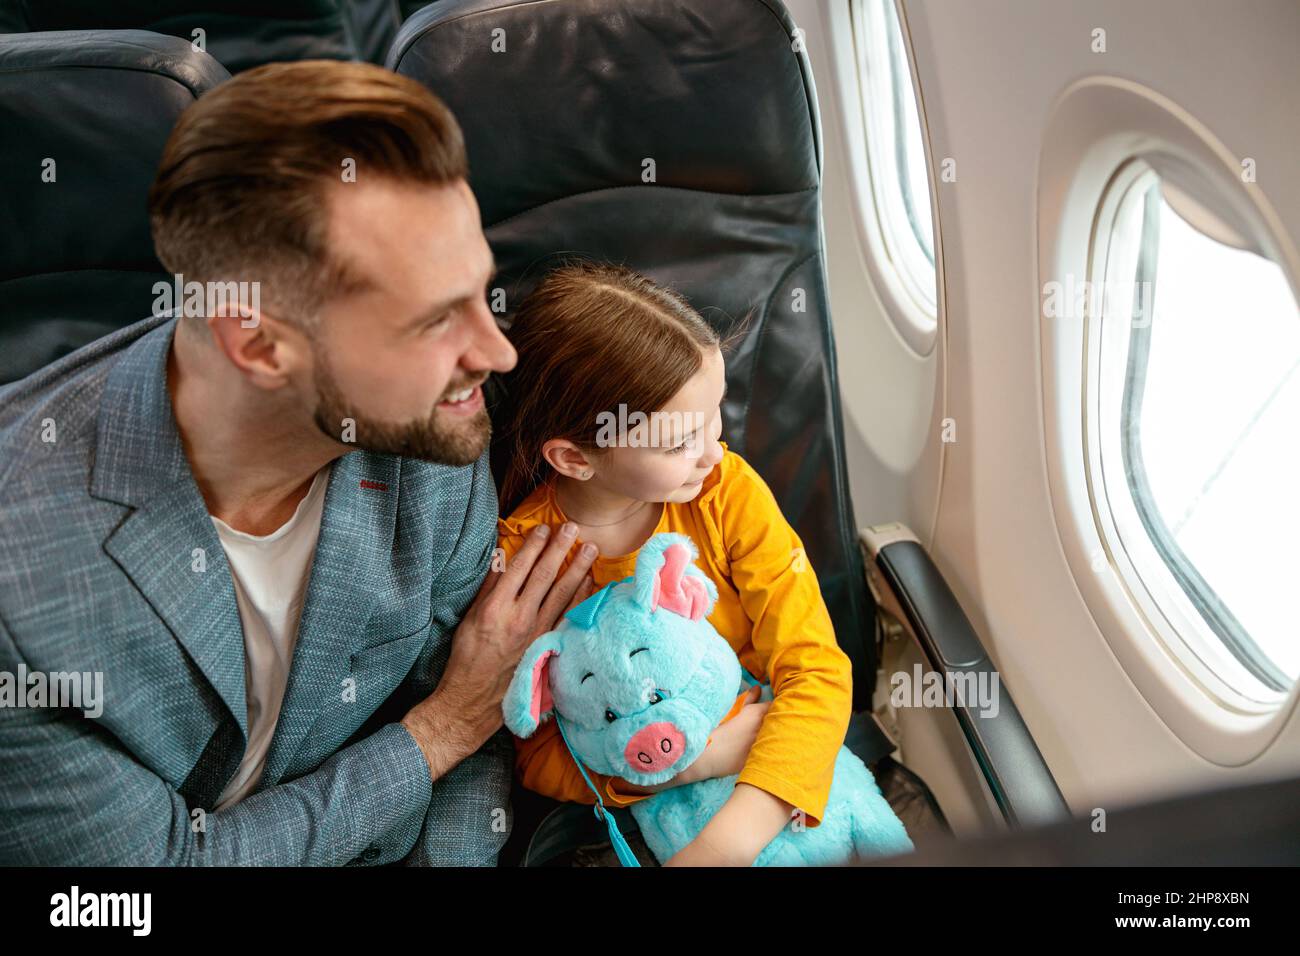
[496,441,852,825]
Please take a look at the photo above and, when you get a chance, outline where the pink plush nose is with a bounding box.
[624,722,685,774]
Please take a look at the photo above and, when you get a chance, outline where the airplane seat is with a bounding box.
[353,1,454,63]
[390,0,930,864]
[0,30,230,384]
[348,0,403,64]
[0,2,357,73]
[349,2,442,64]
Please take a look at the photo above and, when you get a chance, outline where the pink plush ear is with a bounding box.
[649,542,709,621]
[530,650,557,725]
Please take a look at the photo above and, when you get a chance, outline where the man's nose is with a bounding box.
[464,298,517,373]
[624,721,685,774]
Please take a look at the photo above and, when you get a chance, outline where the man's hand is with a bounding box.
[401,522,597,779]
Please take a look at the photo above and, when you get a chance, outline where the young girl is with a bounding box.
[491,262,852,866]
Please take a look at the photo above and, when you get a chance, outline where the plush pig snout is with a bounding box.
[623,721,686,774]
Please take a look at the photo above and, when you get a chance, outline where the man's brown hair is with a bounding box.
[148,59,468,323]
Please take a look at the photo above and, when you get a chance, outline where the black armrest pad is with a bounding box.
[876,540,1070,827]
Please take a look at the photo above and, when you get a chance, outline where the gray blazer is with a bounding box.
[0,314,512,865]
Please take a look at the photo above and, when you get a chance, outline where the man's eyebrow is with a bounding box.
[404,256,498,329]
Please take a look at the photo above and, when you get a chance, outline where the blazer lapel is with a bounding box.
[259,450,401,783]
[87,315,410,791]
[91,317,249,740]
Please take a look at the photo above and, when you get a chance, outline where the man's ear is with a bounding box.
[503,630,565,738]
[206,308,302,389]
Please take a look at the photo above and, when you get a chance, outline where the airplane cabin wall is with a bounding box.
[796,0,1300,824]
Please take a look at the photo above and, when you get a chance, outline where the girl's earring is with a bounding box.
[582,470,592,479]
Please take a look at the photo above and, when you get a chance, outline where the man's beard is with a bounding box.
[310,346,490,467]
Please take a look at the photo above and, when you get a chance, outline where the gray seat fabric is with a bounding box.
[0,30,230,383]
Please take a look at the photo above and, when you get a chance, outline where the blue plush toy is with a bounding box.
[503,531,914,866]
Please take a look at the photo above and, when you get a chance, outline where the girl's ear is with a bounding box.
[538,442,595,486]
[632,532,716,621]
[503,631,565,737]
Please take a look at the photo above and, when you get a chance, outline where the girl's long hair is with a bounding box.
[489,261,746,518]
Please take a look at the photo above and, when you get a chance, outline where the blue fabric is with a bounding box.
[505,531,913,865]
[0,314,512,865]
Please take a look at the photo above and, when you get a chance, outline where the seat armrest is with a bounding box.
[861,523,1070,828]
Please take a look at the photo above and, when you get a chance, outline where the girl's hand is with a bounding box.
[679,685,769,784]
[613,685,768,796]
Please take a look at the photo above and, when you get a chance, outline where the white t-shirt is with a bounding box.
[210,464,332,810]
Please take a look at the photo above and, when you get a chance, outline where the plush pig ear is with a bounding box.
[503,631,564,738]
[632,532,717,621]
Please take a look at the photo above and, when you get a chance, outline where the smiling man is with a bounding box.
[0,61,597,865]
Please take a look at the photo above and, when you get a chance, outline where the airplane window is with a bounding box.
[1092,163,1300,699]
[849,0,937,339]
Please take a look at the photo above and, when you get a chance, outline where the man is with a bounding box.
[0,60,597,865]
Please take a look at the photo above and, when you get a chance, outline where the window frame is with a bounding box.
[1086,161,1292,707]
[843,0,939,355]
[1037,76,1300,766]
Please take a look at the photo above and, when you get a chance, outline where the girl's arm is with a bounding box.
[663,784,794,867]
[667,454,854,865]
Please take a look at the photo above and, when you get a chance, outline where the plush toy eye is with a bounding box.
[648,690,664,705]
[604,709,619,723]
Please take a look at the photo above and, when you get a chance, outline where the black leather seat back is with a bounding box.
[0,2,356,73]
[390,0,878,702]
[0,31,229,383]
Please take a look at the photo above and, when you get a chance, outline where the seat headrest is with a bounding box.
[389,0,819,226]
[0,30,229,284]
[0,30,229,382]
[0,2,355,73]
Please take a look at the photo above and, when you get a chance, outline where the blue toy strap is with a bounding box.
[554,715,641,868]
